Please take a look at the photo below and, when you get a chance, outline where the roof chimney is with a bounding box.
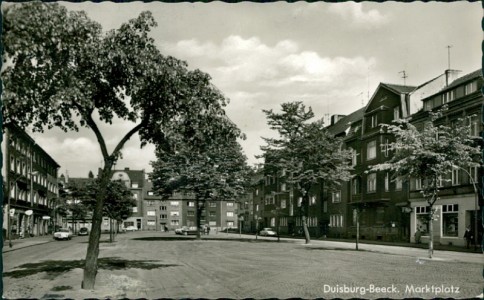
[124,167,130,171]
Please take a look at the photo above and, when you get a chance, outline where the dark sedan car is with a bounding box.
[78,227,89,236]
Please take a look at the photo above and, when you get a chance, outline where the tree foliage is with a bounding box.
[260,101,353,243]
[2,2,230,289]
[82,180,136,222]
[371,107,481,257]
[150,115,251,238]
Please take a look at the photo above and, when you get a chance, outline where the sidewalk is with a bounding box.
[2,234,53,253]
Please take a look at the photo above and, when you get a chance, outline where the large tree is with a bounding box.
[260,102,353,244]
[371,107,481,258]
[150,115,250,239]
[2,2,229,288]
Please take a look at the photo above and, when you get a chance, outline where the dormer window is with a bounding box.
[442,90,454,104]
[465,81,477,95]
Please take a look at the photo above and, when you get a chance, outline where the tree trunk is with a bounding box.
[302,193,311,244]
[109,219,113,243]
[82,164,112,289]
[195,198,201,240]
[428,205,434,259]
[302,215,311,244]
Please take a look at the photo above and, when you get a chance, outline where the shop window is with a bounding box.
[415,206,429,235]
[442,204,459,237]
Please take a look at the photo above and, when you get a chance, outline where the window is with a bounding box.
[132,207,138,213]
[424,100,432,111]
[270,217,275,227]
[148,191,154,196]
[256,204,259,211]
[330,214,343,228]
[323,201,327,213]
[170,211,179,217]
[452,167,460,186]
[170,201,179,206]
[147,211,156,216]
[160,214,167,219]
[352,178,360,195]
[415,178,422,190]
[395,177,402,191]
[132,182,139,188]
[226,202,234,207]
[371,115,378,128]
[226,212,234,217]
[367,140,376,160]
[227,221,234,227]
[281,199,286,209]
[209,202,217,207]
[310,196,317,205]
[280,183,286,192]
[393,106,400,121]
[209,211,216,217]
[367,173,376,193]
[147,220,155,226]
[209,221,217,226]
[187,211,195,216]
[384,173,389,192]
[442,90,454,104]
[465,81,477,95]
[170,220,179,226]
[415,206,429,235]
[331,192,341,203]
[147,201,154,206]
[160,206,167,211]
[188,202,195,207]
[442,204,459,237]
[468,115,480,137]
[382,138,390,157]
[352,209,358,226]
[297,197,302,207]
[255,189,259,196]
[351,148,357,166]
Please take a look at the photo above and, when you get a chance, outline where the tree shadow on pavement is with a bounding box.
[4,257,180,279]
[133,236,291,243]
[305,247,370,252]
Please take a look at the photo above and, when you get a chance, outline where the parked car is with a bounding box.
[259,228,277,236]
[78,227,89,236]
[53,228,73,240]
[125,226,138,232]
[175,226,199,235]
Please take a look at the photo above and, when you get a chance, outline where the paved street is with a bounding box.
[3,231,482,299]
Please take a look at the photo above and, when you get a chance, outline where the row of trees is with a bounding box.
[58,177,137,242]
[2,2,247,289]
[259,101,480,258]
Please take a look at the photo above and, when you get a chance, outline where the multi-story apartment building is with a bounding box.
[2,123,60,239]
[408,69,483,247]
[247,68,480,245]
[109,167,146,230]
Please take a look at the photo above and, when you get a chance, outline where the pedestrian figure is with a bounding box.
[164,225,168,232]
[464,226,473,249]
[414,227,422,244]
[207,225,210,235]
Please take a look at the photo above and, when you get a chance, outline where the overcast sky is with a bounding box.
[18,1,482,178]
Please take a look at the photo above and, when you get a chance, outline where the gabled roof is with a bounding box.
[110,168,145,188]
[380,83,417,94]
[327,107,365,136]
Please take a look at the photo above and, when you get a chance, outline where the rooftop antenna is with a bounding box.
[446,45,453,70]
[399,70,408,86]
[367,66,370,102]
